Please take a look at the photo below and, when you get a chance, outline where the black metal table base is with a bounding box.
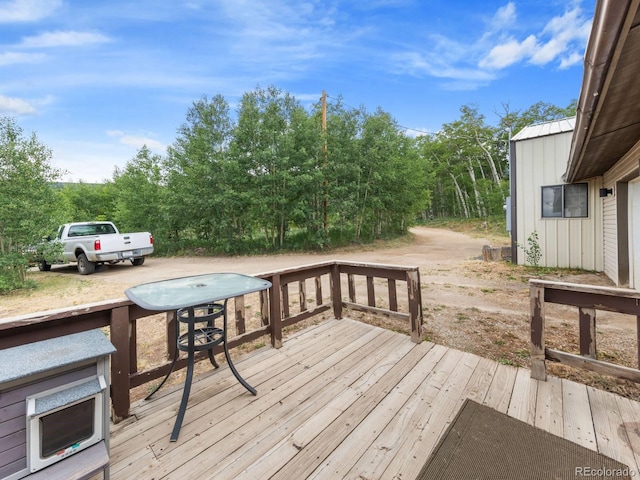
[144,299,257,442]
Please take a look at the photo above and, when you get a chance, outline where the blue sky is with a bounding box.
[0,0,594,183]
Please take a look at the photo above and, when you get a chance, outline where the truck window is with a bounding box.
[67,224,116,236]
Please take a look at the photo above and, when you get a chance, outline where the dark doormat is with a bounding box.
[416,399,632,480]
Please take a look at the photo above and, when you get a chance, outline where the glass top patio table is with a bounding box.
[124,272,272,442]
[125,272,272,311]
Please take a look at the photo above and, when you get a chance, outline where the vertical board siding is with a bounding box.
[514,128,602,271]
[603,195,618,283]
[601,139,640,286]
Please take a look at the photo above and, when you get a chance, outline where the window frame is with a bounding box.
[541,183,589,219]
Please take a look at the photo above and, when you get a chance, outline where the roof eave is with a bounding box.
[565,0,634,183]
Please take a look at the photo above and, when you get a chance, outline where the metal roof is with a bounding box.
[511,117,575,142]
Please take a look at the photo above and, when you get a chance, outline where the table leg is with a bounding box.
[170,308,196,442]
[145,346,179,400]
[145,311,181,401]
[223,299,257,396]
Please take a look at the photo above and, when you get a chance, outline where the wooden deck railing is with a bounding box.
[0,260,422,421]
[530,279,640,383]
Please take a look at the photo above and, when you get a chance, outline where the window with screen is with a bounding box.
[541,184,588,218]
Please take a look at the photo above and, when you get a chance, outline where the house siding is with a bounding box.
[602,139,640,286]
[602,195,618,282]
[514,127,602,271]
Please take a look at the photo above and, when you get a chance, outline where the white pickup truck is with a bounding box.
[36,221,154,275]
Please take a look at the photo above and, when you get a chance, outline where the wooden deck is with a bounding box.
[105,318,640,479]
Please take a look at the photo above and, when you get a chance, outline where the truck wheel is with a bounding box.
[77,253,96,275]
[131,257,145,266]
[38,261,52,272]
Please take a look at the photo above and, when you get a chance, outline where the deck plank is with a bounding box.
[615,395,640,472]
[534,374,563,437]
[306,344,453,479]
[388,351,490,480]
[589,386,638,470]
[188,331,413,480]
[121,322,385,479]
[508,367,538,425]
[268,341,435,480]
[104,318,640,480]
[561,378,597,451]
[482,362,518,413]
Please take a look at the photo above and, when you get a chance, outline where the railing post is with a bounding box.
[530,283,547,380]
[315,276,323,306]
[366,276,376,307]
[166,311,177,361]
[579,307,596,359]
[270,274,283,348]
[407,269,422,343]
[110,305,131,422]
[299,280,307,312]
[235,296,246,335]
[331,263,343,319]
[260,290,270,327]
[388,279,398,312]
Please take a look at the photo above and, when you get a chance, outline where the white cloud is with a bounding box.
[107,130,167,152]
[492,2,516,29]
[559,51,584,69]
[390,2,591,90]
[530,7,591,66]
[0,94,36,115]
[0,51,45,65]
[0,0,61,22]
[479,5,591,70]
[392,50,495,89]
[19,31,112,48]
[479,35,537,69]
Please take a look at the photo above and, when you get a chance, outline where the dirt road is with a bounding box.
[4,226,638,400]
[0,226,613,320]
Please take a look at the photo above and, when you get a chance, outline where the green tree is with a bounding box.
[418,105,507,219]
[231,86,308,248]
[111,146,167,248]
[56,181,116,221]
[165,94,240,250]
[0,117,62,291]
[499,100,577,138]
[322,97,365,241]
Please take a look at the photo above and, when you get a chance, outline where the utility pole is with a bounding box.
[322,90,328,235]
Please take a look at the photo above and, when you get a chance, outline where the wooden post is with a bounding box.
[388,279,398,312]
[110,306,131,422]
[331,263,343,319]
[407,269,422,343]
[367,276,375,307]
[348,273,356,302]
[166,311,177,361]
[530,283,547,380]
[315,276,323,306]
[282,283,290,319]
[579,307,596,358]
[129,318,138,374]
[235,296,246,335]
[299,280,307,312]
[260,289,269,327]
[270,274,283,348]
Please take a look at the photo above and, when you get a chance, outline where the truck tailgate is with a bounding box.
[97,232,152,253]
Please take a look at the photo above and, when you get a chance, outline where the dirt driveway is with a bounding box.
[0,226,613,319]
[3,226,637,400]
